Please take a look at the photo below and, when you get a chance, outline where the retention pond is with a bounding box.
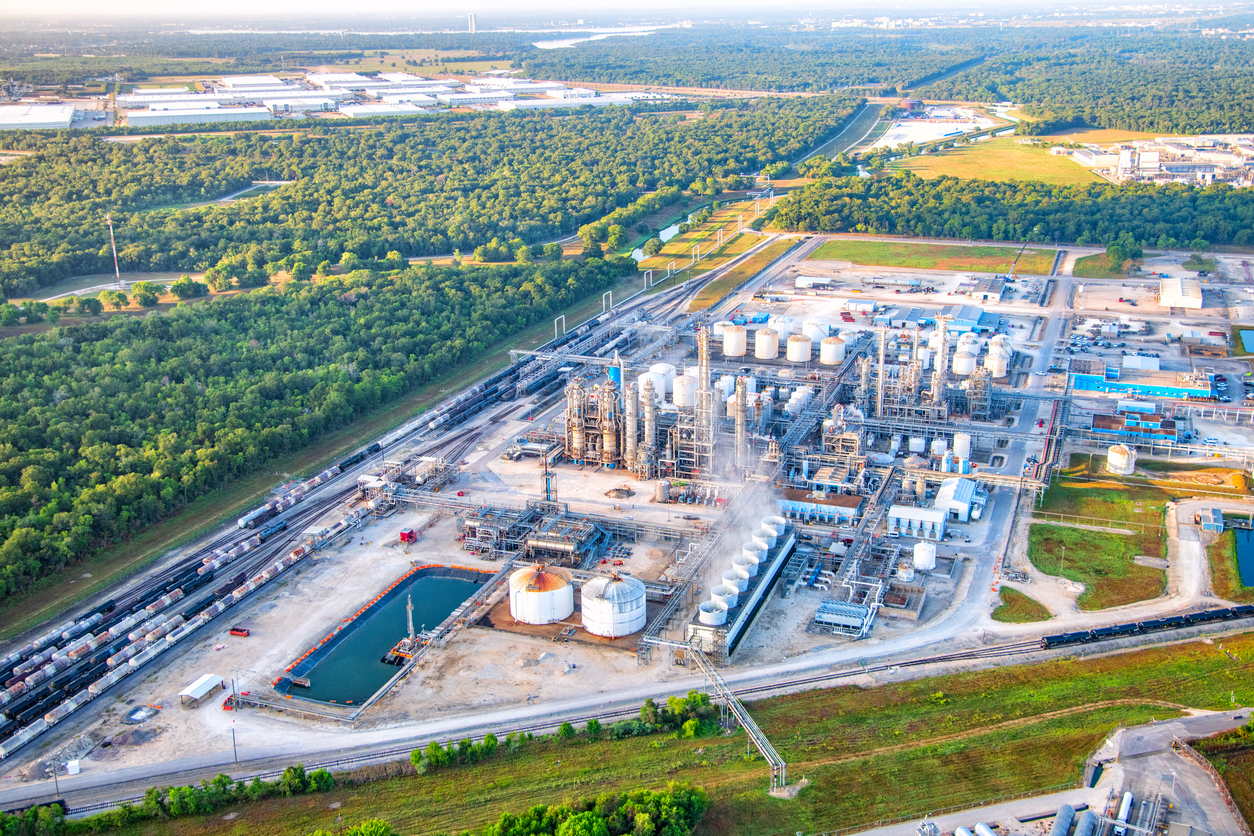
[1235,527,1254,588]
[279,566,486,705]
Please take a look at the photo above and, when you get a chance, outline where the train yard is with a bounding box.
[0,234,1250,836]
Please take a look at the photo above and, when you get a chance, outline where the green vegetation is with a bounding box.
[807,240,1055,274]
[69,634,1254,836]
[1072,253,1126,279]
[923,33,1254,133]
[992,588,1053,623]
[0,96,859,297]
[1233,327,1254,358]
[1028,524,1166,610]
[689,239,797,312]
[0,259,631,603]
[1197,721,1254,829]
[1207,529,1254,604]
[888,137,1102,186]
[1182,254,1217,271]
[773,173,1254,248]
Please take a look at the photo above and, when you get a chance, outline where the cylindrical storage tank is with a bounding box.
[908,437,926,454]
[683,365,700,381]
[1107,444,1137,476]
[786,334,812,362]
[1073,811,1098,836]
[802,321,828,343]
[902,477,914,496]
[755,328,779,360]
[955,829,974,836]
[648,363,676,395]
[916,346,932,369]
[734,552,760,578]
[712,321,732,338]
[953,349,977,376]
[819,336,846,365]
[753,527,777,549]
[698,599,728,626]
[1048,805,1076,836]
[580,575,647,638]
[930,438,948,457]
[898,562,916,583]
[722,567,750,592]
[928,330,945,352]
[984,352,1009,377]
[673,375,697,407]
[953,432,972,460]
[762,515,787,537]
[913,541,937,572]
[975,826,996,836]
[769,315,796,336]
[711,583,740,610]
[508,565,575,625]
[718,374,735,397]
[723,326,747,357]
[654,480,671,502]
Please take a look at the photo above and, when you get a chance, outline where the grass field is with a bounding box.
[1198,736,1254,828]
[99,634,1254,836]
[1028,524,1166,610]
[1072,253,1126,279]
[1043,456,1173,548]
[1048,127,1161,143]
[888,137,1102,186]
[1207,529,1254,604]
[689,239,797,312]
[991,588,1053,623]
[807,239,1055,275]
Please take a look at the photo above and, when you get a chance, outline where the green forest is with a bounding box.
[0,259,630,601]
[0,95,859,297]
[770,173,1254,247]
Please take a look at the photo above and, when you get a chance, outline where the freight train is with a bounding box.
[1040,605,1254,649]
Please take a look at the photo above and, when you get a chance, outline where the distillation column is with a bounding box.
[695,328,714,472]
[734,376,748,471]
[597,380,620,467]
[875,327,887,419]
[623,381,638,471]
[565,383,587,461]
[931,316,949,406]
[636,375,657,478]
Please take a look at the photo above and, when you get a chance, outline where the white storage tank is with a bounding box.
[953,432,972,460]
[508,564,575,625]
[801,318,830,342]
[786,334,812,362]
[985,352,1009,377]
[580,574,647,638]
[723,325,747,357]
[908,437,926,454]
[755,328,780,360]
[712,321,732,338]
[819,336,846,365]
[898,562,916,582]
[930,438,948,457]
[673,375,697,408]
[654,480,671,502]
[648,363,676,395]
[913,541,937,572]
[769,315,797,335]
[953,349,978,376]
[916,347,932,370]
[718,374,735,398]
[1107,444,1137,476]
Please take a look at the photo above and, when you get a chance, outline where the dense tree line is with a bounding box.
[0,257,631,600]
[771,173,1254,247]
[0,96,858,297]
[923,33,1254,133]
[522,29,984,92]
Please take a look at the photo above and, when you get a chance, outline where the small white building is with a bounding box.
[219,74,288,88]
[887,505,947,540]
[179,673,226,708]
[547,87,598,99]
[934,477,978,522]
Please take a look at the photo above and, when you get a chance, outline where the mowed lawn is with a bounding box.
[807,239,1055,274]
[1207,529,1254,604]
[100,635,1253,836]
[1028,524,1166,611]
[992,588,1052,623]
[889,137,1102,186]
[689,239,796,312]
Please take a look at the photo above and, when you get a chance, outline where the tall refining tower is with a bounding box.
[468,13,477,33]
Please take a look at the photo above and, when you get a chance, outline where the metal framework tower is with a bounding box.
[875,327,887,419]
[623,381,638,471]
[931,315,950,406]
[694,328,715,474]
[734,376,748,471]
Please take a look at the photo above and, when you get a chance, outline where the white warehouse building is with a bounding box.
[1159,276,1203,309]
[886,506,947,540]
[127,107,273,127]
[934,477,982,522]
[0,104,76,130]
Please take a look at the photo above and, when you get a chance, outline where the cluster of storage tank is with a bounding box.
[951,332,982,376]
[984,334,1013,377]
[698,516,787,626]
[781,385,817,417]
[506,565,648,638]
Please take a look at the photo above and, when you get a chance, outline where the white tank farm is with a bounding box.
[648,363,676,395]
[913,541,937,571]
[755,328,780,359]
[508,564,574,625]
[723,325,747,357]
[1106,444,1137,476]
[819,336,846,365]
[953,432,972,459]
[786,334,812,362]
[580,574,647,638]
[952,348,978,376]
[673,375,697,407]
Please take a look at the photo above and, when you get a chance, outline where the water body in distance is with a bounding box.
[1235,527,1254,587]
[295,576,478,704]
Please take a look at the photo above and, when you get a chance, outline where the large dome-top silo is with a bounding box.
[580,573,647,638]
[508,564,574,625]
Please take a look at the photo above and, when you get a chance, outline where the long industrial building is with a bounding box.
[0,104,75,130]
[126,107,273,127]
